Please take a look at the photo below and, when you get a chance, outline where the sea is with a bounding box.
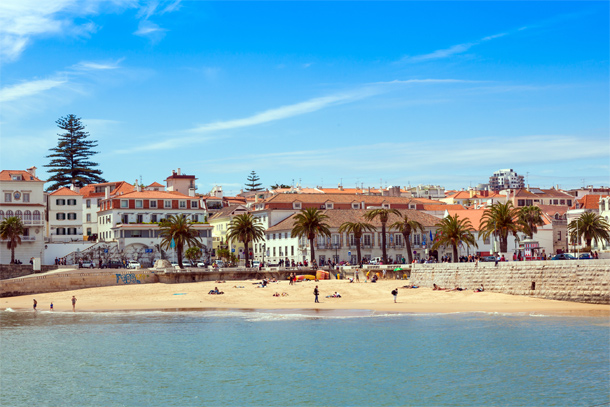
[1,309,608,407]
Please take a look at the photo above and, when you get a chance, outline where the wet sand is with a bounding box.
[2,279,608,317]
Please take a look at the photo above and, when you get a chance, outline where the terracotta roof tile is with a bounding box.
[49,187,80,196]
[0,170,43,182]
[147,182,164,187]
[445,209,486,231]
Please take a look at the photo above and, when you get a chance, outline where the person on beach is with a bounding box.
[355,269,360,282]
[391,288,398,303]
[474,284,485,292]
[50,302,53,311]
[33,299,37,311]
[314,286,320,303]
[71,296,77,311]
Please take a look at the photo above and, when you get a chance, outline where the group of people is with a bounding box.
[208,287,224,295]
[33,296,77,311]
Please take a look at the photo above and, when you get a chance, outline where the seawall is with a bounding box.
[410,260,610,304]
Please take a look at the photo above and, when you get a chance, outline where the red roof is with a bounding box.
[50,187,80,196]
[147,182,164,187]
[0,170,43,182]
[573,194,607,210]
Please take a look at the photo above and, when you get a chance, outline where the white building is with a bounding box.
[79,181,134,240]
[47,187,83,242]
[407,185,445,200]
[489,169,525,192]
[0,167,46,264]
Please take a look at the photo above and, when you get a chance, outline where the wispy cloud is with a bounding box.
[133,0,181,41]
[401,32,508,63]
[73,59,123,71]
[113,78,473,154]
[0,78,66,103]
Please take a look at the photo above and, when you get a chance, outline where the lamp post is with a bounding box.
[333,243,339,265]
[262,243,266,267]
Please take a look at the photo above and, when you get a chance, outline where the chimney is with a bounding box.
[26,166,37,177]
[469,190,475,198]
[177,168,181,176]
[70,182,80,194]
[189,188,195,197]
[527,184,530,191]
[172,170,176,176]
[105,186,110,199]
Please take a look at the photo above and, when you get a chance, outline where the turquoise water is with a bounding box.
[1,309,608,406]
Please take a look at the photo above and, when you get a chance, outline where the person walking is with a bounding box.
[33,299,37,311]
[71,296,77,312]
[391,288,398,303]
[50,302,53,311]
[313,286,320,303]
[355,268,360,282]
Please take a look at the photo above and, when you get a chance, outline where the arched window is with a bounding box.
[33,210,41,221]
[555,213,560,220]
[15,210,23,219]
[24,210,32,221]
[6,210,14,217]
[0,210,4,220]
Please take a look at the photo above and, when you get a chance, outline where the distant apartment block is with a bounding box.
[489,169,525,191]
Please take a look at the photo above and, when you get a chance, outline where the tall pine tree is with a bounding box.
[245,171,263,191]
[45,114,107,191]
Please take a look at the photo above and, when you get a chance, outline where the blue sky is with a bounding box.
[1,1,608,195]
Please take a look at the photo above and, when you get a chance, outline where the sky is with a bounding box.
[1,1,608,195]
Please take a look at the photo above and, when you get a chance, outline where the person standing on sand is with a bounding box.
[355,269,360,282]
[391,288,398,303]
[50,302,53,311]
[314,286,320,303]
[33,299,37,311]
[71,296,77,311]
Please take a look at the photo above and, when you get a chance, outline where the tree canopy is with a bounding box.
[226,213,265,267]
[364,208,401,263]
[0,216,25,264]
[159,214,201,269]
[431,214,477,263]
[338,221,376,264]
[45,114,106,191]
[389,212,425,264]
[291,208,331,263]
[245,171,263,191]
[568,212,610,248]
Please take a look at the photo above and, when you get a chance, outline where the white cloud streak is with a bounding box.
[402,32,508,63]
[0,78,66,102]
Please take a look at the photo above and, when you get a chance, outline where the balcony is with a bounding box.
[22,219,44,225]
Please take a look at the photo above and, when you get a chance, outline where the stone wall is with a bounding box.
[410,260,610,304]
[0,270,159,297]
[0,265,58,280]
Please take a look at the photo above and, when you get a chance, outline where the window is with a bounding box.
[67,199,77,205]
[293,202,302,209]
[413,234,421,245]
[11,174,22,181]
[179,201,186,208]
[326,202,334,209]
[97,199,101,207]
[56,213,66,220]
[559,199,565,205]
[56,198,65,205]
[285,246,288,257]
[122,215,129,224]
[33,210,41,221]
[86,214,91,222]
[23,193,30,203]
[152,214,158,222]
[558,231,562,241]
[4,193,11,202]
[484,236,490,245]
[192,214,198,222]
[273,247,276,256]
[395,234,403,245]
[86,199,91,208]
[6,210,13,217]
[191,201,198,208]
[517,200,525,207]
[273,233,276,240]
[363,234,371,246]
[135,200,143,209]
[352,203,359,209]
[24,210,32,221]
[67,213,77,220]
[567,200,572,207]
[291,246,294,256]
[164,200,172,208]
[0,210,5,220]
[121,200,128,208]
[57,228,66,235]
[150,200,157,208]
[15,210,22,219]
[137,214,143,223]
[87,228,92,236]
[382,204,390,209]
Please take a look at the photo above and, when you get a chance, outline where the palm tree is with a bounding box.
[518,206,545,239]
[185,246,202,265]
[290,208,331,264]
[568,212,610,248]
[159,214,201,269]
[338,221,376,265]
[364,208,401,263]
[226,213,265,267]
[479,202,520,253]
[0,216,25,264]
[431,214,477,263]
[389,212,425,264]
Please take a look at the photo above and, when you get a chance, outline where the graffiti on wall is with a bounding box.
[115,273,149,284]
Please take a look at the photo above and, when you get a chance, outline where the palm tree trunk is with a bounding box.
[244,240,250,267]
[177,242,184,268]
[404,232,412,263]
[309,236,315,264]
[10,242,15,264]
[452,243,458,263]
[500,236,508,253]
[356,236,362,264]
[381,223,387,263]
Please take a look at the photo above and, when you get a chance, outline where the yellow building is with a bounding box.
[209,205,249,262]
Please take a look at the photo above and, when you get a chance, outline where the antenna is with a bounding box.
[340,178,342,187]
[526,171,529,186]
[139,174,143,186]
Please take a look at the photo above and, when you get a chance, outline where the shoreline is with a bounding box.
[2,279,608,317]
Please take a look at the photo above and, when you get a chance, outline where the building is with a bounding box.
[507,188,574,207]
[489,169,525,191]
[208,205,249,261]
[406,185,445,199]
[79,181,134,240]
[96,188,212,265]
[47,186,83,242]
[262,209,440,265]
[0,167,46,264]
[566,194,609,252]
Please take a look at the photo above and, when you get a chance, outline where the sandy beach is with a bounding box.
[2,278,608,316]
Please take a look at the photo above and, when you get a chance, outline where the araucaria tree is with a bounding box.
[245,171,263,191]
[45,114,106,191]
[568,212,610,248]
[0,216,25,264]
[389,212,425,264]
[291,208,331,264]
[159,214,201,269]
[338,221,376,265]
[226,213,265,267]
[479,202,520,253]
[364,208,401,263]
[431,214,478,263]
